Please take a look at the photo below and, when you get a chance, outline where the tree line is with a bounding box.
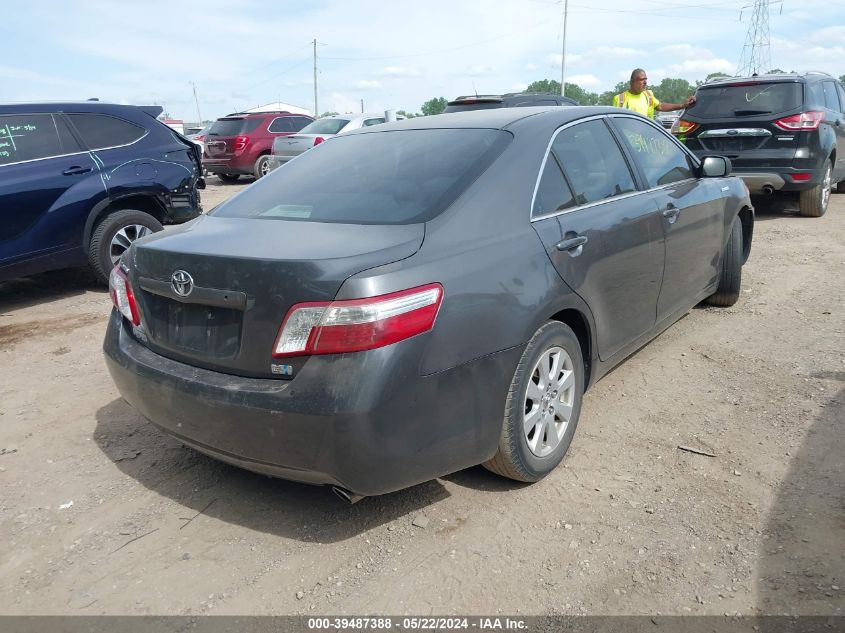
[404,72,845,117]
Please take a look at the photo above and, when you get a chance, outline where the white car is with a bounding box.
[268,113,404,171]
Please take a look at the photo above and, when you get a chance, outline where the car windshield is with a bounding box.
[690,82,803,118]
[212,128,512,225]
[300,118,351,135]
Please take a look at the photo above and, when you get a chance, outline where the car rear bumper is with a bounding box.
[729,168,823,194]
[267,155,293,172]
[103,311,520,496]
[202,158,252,175]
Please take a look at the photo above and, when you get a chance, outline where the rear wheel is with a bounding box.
[483,321,584,482]
[798,159,831,217]
[217,174,240,183]
[253,155,271,179]
[88,209,163,284]
[705,219,742,307]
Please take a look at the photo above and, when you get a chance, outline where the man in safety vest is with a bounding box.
[613,68,695,119]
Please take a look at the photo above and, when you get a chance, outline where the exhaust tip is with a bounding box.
[761,184,775,196]
[331,486,365,505]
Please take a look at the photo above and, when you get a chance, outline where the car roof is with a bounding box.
[0,101,162,116]
[701,72,836,88]
[344,106,619,134]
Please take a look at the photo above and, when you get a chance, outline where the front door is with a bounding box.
[531,118,665,361]
[610,115,725,322]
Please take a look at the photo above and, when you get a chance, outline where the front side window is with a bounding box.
[67,114,145,150]
[551,119,636,206]
[0,114,65,165]
[212,129,511,225]
[613,117,694,188]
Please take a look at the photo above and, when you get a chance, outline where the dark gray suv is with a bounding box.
[674,72,845,217]
[104,107,752,500]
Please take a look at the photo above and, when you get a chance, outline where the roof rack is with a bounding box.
[223,110,292,117]
[804,70,832,77]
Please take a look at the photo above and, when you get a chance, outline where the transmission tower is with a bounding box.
[736,0,772,76]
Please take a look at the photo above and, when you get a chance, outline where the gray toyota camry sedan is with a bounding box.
[104,107,754,500]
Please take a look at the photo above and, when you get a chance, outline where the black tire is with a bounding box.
[217,174,240,183]
[798,159,831,217]
[836,179,845,194]
[705,218,742,307]
[253,155,270,180]
[483,321,584,482]
[88,209,163,284]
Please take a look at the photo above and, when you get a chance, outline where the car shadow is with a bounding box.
[0,267,102,312]
[755,384,844,615]
[94,398,450,543]
[751,195,808,221]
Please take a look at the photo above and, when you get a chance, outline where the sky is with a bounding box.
[2,0,844,123]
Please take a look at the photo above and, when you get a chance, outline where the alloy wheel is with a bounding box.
[110,224,154,266]
[822,164,831,210]
[523,346,576,458]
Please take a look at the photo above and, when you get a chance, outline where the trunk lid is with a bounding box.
[129,215,424,377]
[271,134,334,159]
[682,80,806,169]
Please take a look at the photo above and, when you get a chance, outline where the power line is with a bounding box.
[737,0,781,75]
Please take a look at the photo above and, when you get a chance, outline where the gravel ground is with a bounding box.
[0,179,842,616]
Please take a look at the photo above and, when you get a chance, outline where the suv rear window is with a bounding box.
[444,100,503,113]
[690,82,803,118]
[300,119,351,135]
[212,129,511,225]
[208,117,262,136]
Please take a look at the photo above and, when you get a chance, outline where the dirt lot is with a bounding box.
[1,180,843,617]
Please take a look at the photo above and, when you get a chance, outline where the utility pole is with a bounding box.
[560,0,569,97]
[361,98,364,113]
[189,81,202,124]
[313,38,318,117]
[737,0,779,76]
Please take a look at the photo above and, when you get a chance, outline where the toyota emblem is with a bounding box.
[171,270,194,297]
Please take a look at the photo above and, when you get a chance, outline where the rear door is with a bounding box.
[532,117,665,361]
[823,81,845,181]
[611,115,725,321]
[0,113,98,266]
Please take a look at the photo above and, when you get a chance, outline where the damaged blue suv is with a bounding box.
[0,102,204,284]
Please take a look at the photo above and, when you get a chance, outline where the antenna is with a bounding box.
[737,0,780,76]
[472,81,478,97]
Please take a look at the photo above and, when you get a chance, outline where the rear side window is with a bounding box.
[300,119,351,135]
[362,118,386,127]
[67,114,145,149]
[806,82,826,109]
[690,82,802,118]
[532,157,576,218]
[267,117,294,133]
[0,114,66,165]
[212,129,512,224]
[613,117,694,188]
[291,116,312,131]
[552,120,636,205]
[208,117,261,136]
[823,82,841,111]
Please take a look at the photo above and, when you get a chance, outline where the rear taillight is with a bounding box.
[789,173,813,182]
[195,134,205,142]
[313,136,325,147]
[233,135,249,151]
[774,111,824,131]
[272,283,443,357]
[109,266,140,326]
[671,119,699,135]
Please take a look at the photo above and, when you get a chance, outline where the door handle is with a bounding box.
[62,166,93,176]
[556,235,588,252]
[661,204,680,222]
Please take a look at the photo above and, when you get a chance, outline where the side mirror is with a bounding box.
[701,156,732,178]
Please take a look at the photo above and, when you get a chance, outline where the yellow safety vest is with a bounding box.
[616,90,656,119]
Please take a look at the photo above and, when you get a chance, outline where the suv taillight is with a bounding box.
[774,111,824,131]
[233,135,249,151]
[671,119,699,135]
[272,284,443,357]
[109,266,141,326]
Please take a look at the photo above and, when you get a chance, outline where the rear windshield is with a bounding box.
[443,101,503,113]
[300,118,351,135]
[212,128,511,225]
[208,117,261,136]
[690,82,803,118]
